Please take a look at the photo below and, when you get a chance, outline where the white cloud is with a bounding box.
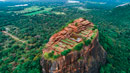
[68,0,80,3]
[0,0,6,1]
[15,4,28,7]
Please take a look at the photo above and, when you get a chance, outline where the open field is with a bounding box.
[52,12,66,15]
[14,6,43,14]
[76,7,92,11]
[24,7,52,16]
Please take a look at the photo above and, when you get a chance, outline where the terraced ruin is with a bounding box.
[41,18,106,73]
[43,18,98,60]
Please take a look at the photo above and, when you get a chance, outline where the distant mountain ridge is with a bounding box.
[2,0,130,2]
[0,0,37,2]
[116,3,130,7]
[78,0,130,3]
[1,0,67,2]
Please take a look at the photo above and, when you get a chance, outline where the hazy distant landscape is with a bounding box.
[0,0,130,73]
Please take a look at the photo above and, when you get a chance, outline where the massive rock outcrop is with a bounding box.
[40,18,107,73]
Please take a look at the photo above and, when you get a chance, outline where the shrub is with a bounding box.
[12,44,19,49]
[44,51,55,59]
[91,33,96,39]
[61,49,72,56]
[92,25,97,30]
[0,27,6,31]
[73,42,83,51]
[66,20,74,25]
[53,54,60,59]
[84,39,91,46]
[43,53,49,59]
[44,52,60,60]
[48,51,54,57]
[75,23,78,26]
[67,49,71,52]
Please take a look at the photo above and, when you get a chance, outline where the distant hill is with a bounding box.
[78,0,130,3]
[2,0,67,2]
[0,0,37,2]
[2,0,129,3]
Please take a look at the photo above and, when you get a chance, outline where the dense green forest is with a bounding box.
[0,1,130,73]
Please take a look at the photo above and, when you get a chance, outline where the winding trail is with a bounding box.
[2,31,26,43]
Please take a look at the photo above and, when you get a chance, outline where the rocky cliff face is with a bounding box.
[40,18,107,73]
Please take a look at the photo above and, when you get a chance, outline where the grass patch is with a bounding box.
[91,29,98,39]
[14,6,43,14]
[77,7,92,11]
[54,44,59,47]
[65,39,77,44]
[61,40,73,45]
[52,12,66,15]
[24,8,52,16]
[43,51,60,60]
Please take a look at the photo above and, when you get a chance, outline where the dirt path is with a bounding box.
[2,31,26,43]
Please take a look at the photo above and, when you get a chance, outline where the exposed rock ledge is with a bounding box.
[40,18,107,73]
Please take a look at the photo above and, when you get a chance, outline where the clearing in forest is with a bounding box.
[24,7,53,16]
[14,6,43,14]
